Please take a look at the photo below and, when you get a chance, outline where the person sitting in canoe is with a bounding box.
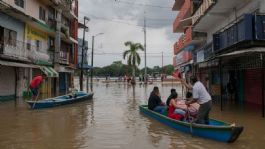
[68,88,78,98]
[29,74,46,101]
[167,91,200,120]
[148,86,167,114]
[180,76,212,125]
[168,92,184,120]
[166,88,177,107]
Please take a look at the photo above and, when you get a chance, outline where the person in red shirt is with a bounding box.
[29,74,46,100]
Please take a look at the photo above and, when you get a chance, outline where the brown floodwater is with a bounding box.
[0,80,265,149]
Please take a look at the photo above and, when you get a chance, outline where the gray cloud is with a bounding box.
[78,0,179,68]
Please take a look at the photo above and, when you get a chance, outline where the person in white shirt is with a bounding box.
[180,76,212,124]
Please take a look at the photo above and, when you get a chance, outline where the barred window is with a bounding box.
[14,0,24,8]
[39,7,46,21]
[4,28,17,47]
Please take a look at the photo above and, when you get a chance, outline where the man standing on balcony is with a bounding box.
[29,74,46,101]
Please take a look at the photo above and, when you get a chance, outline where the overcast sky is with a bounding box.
[78,0,180,68]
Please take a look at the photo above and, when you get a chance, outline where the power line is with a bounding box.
[79,11,173,28]
[111,0,172,9]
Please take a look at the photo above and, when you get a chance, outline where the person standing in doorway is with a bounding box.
[29,74,46,101]
[180,76,212,124]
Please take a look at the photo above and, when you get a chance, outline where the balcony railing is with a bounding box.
[0,37,54,64]
[59,0,78,18]
[59,51,69,64]
[213,14,265,52]
[192,0,215,25]
[0,38,29,60]
[174,26,192,54]
[173,0,191,32]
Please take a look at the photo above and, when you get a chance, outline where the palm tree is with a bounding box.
[123,41,144,79]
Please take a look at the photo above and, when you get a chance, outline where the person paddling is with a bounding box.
[29,74,46,101]
[180,76,212,125]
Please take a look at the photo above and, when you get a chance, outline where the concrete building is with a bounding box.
[0,0,79,100]
[173,0,265,116]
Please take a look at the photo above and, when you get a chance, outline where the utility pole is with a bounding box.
[142,11,147,97]
[80,17,88,91]
[162,52,164,69]
[162,52,164,78]
[54,9,62,96]
[90,35,94,92]
[90,33,103,92]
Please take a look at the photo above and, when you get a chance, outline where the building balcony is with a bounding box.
[172,0,185,11]
[174,26,206,54]
[59,0,78,19]
[173,0,191,33]
[59,51,69,65]
[0,38,30,62]
[213,14,265,53]
[192,0,215,26]
[192,0,251,32]
[37,0,60,6]
[27,45,52,65]
[61,25,70,39]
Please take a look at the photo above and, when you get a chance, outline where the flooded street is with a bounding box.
[0,81,265,149]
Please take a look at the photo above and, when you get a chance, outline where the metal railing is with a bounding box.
[59,50,69,64]
[173,0,191,32]
[0,37,28,60]
[192,0,215,25]
[174,26,192,54]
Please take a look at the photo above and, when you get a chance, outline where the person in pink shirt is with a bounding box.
[29,74,46,101]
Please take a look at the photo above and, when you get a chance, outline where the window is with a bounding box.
[39,7,46,21]
[26,42,31,50]
[4,28,17,46]
[36,40,42,51]
[48,37,55,51]
[14,0,24,8]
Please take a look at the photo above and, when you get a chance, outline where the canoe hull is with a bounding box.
[139,105,243,143]
[27,92,93,109]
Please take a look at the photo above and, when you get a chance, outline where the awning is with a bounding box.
[0,60,39,68]
[40,66,59,77]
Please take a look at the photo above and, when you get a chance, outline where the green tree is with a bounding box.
[123,41,144,78]
[163,64,174,75]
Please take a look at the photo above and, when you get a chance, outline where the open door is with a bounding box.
[0,26,4,54]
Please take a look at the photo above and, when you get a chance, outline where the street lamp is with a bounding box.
[90,32,104,92]
[80,16,89,91]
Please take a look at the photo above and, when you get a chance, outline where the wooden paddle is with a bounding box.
[187,105,193,136]
[32,91,39,109]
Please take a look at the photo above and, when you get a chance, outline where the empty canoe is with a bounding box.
[27,91,93,109]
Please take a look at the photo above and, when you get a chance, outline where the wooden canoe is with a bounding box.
[139,105,243,143]
[27,91,93,109]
